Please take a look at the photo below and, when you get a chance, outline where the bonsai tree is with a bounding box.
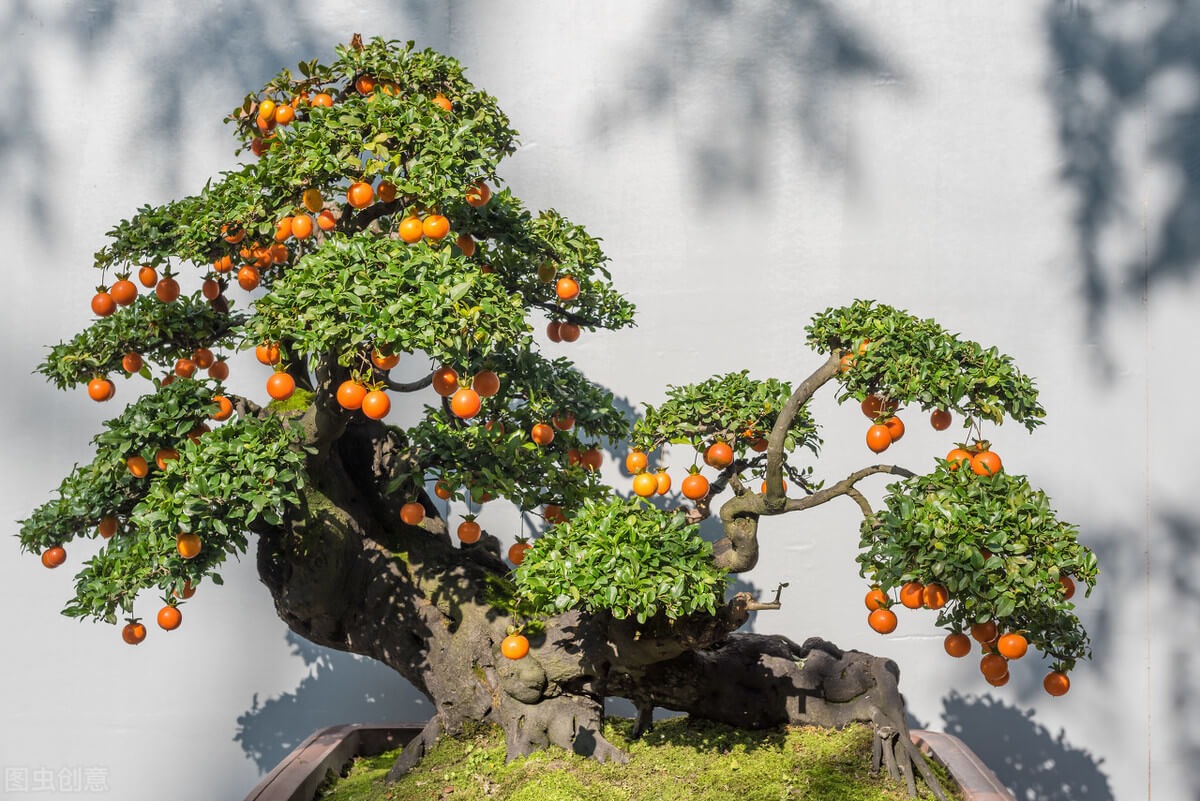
[20,37,1097,800]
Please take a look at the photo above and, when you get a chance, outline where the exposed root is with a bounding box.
[500,694,628,765]
[384,716,444,782]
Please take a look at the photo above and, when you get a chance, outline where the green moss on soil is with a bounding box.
[314,718,960,801]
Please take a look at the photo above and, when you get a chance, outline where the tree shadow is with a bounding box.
[1045,0,1200,370]
[592,0,907,198]
[233,630,430,773]
[1161,508,1200,795]
[940,691,1115,801]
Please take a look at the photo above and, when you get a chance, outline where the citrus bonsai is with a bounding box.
[19,36,1096,800]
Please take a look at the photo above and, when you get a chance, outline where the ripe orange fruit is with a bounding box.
[193,348,215,369]
[174,358,197,378]
[868,607,898,634]
[997,633,1028,660]
[317,209,337,231]
[922,582,948,609]
[91,291,116,317]
[930,409,952,430]
[432,366,459,396]
[508,541,531,565]
[221,223,245,244]
[257,98,277,122]
[126,455,149,478]
[1043,670,1071,696]
[546,321,562,342]
[970,621,998,644]
[122,621,147,645]
[473,370,500,398]
[275,216,294,242]
[355,74,376,95]
[864,587,887,611]
[400,502,425,526]
[154,448,179,470]
[201,279,221,300]
[899,581,924,609]
[432,92,452,111]
[501,633,529,660]
[1060,575,1076,600]
[269,242,289,263]
[371,349,400,370]
[555,276,580,301]
[274,104,295,125]
[175,580,196,600]
[41,546,66,569]
[466,181,491,207]
[558,322,580,342]
[544,505,567,524]
[156,605,182,631]
[422,214,450,240]
[581,449,603,471]
[176,532,201,559]
[256,343,281,365]
[633,472,658,497]
[266,372,296,400]
[655,470,672,495]
[302,188,324,213]
[110,279,138,306]
[751,437,769,452]
[884,416,905,443]
[361,390,391,420]
[457,519,482,544]
[398,216,424,243]
[237,265,261,291]
[552,413,574,430]
[705,442,734,469]
[450,387,482,419]
[980,653,1009,681]
[434,481,453,500]
[336,381,367,410]
[291,214,314,240]
[87,377,115,402]
[97,517,118,539]
[376,181,397,203]
[211,395,234,421]
[310,92,333,107]
[347,181,374,209]
[625,450,649,474]
[866,424,893,454]
[861,395,898,419]
[944,633,971,658]
[138,265,158,287]
[946,448,972,470]
[156,276,180,303]
[970,450,1002,476]
[681,473,709,500]
[530,423,555,446]
[455,233,476,257]
[208,361,230,381]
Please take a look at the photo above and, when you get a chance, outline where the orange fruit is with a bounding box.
[211,395,234,421]
[861,395,898,419]
[625,450,649,474]
[705,442,734,469]
[473,370,500,398]
[400,502,425,526]
[555,276,580,301]
[156,605,182,631]
[581,449,603,471]
[970,621,998,644]
[655,470,672,495]
[91,291,116,317]
[457,519,482,544]
[422,214,450,240]
[201,279,221,300]
[174,358,197,378]
[546,321,562,342]
[302,188,324,213]
[376,181,397,203]
[266,372,296,401]
[508,542,531,565]
[291,214,314,240]
[346,182,374,209]
[971,450,1002,476]
[946,448,972,470]
[122,621,147,645]
[633,472,658,497]
[310,92,333,107]
[681,473,709,500]
[122,351,143,374]
[996,633,1028,660]
[193,348,215,369]
[432,92,452,111]
[176,532,201,559]
[371,349,400,370]
[237,265,261,291]
[138,265,158,287]
[317,210,337,231]
[922,582,948,609]
[558,323,580,342]
[87,377,115,402]
[456,233,476,257]
[155,276,180,303]
[126,455,150,478]
[466,181,491,207]
[980,653,1009,681]
[868,607,898,634]
[944,633,971,658]
[434,481,453,500]
[930,409,952,430]
[154,448,179,470]
[361,390,391,420]
[432,366,459,396]
[500,633,529,660]
[544,505,567,524]
[450,387,482,419]
[1060,575,1076,600]
[530,423,555,446]
[256,343,281,365]
[898,581,925,609]
[398,216,424,243]
[355,74,376,95]
[110,278,138,306]
[884,416,905,443]
[552,413,574,430]
[41,546,66,569]
[1043,671,1071,696]
[866,424,893,454]
[864,587,888,611]
[274,216,294,242]
[97,517,118,539]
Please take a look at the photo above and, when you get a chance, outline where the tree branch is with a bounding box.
[382,372,434,393]
[782,464,914,513]
[763,351,842,507]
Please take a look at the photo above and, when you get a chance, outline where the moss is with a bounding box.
[268,387,315,414]
[314,718,960,801]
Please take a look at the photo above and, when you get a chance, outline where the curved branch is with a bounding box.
[783,464,914,513]
[764,351,842,507]
[382,372,434,393]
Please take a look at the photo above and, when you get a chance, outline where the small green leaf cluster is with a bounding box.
[38,295,240,389]
[633,371,819,485]
[806,300,1045,430]
[512,497,727,624]
[89,379,225,465]
[858,462,1098,668]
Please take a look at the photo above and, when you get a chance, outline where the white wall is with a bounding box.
[2,2,1190,800]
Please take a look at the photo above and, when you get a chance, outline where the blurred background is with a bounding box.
[2,2,1192,799]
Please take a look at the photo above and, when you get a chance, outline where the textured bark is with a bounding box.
[253,410,944,799]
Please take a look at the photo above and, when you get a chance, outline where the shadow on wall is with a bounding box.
[592,0,906,197]
[234,631,430,773]
[0,1,442,239]
[940,691,1115,801]
[1162,509,1200,796]
[1046,0,1200,368]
